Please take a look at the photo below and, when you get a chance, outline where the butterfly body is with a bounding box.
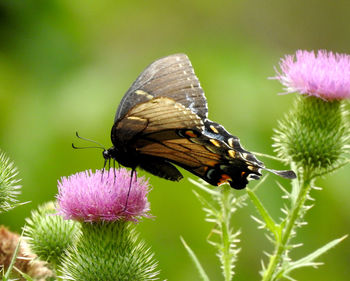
[105,54,295,189]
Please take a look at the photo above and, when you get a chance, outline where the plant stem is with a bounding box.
[220,186,233,281]
[262,172,312,281]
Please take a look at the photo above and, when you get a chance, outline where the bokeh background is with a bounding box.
[1,0,349,280]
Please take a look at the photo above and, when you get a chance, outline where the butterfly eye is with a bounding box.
[103,150,110,160]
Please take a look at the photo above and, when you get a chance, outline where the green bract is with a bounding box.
[60,221,159,281]
[0,151,21,213]
[24,201,80,268]
[273,95,349,178]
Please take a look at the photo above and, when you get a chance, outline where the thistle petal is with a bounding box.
[273,50,350,100]
[56,168,151,222]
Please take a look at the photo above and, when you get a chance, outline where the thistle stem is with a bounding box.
[262,171,312,281]
[220,186,233,281]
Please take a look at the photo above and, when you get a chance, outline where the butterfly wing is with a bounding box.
[112,95,264,189]
[135,123,264,190]
[115,54,208,122]
[111,96,205,181]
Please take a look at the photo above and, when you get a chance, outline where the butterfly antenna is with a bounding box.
[73,132,106,150]
[72,143,105,150]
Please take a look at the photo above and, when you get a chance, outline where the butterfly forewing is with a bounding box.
[115,54,208,122]
[112,97,204,146]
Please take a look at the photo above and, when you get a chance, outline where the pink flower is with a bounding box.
[273,50,350,100]
[56,168,151,222]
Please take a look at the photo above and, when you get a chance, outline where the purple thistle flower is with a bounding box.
[273,50,350,100]
[56,168,151,222]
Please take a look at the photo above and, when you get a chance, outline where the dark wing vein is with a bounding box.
[137,135,221,169]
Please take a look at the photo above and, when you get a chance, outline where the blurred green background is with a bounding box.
[0,0,349,280]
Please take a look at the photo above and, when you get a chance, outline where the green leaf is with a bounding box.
[236,175,268,206]
[247,188,280,239]
[14,267,34,281]
[281,235,347,276]
[189,178,219,196]
[192,190,219,218]
[180,236,211,281]
[4,230,23,279]
[250,151,284,162]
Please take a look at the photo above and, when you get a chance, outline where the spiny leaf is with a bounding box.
[276,181,290,198]
[236,175,268,205]
[189,178,219,196]
[13,267,34,281]
[180,237,210,281]
[192,190,220,219]
[280,235,347,277]
[247,188,280,239]
[4,230,24,280]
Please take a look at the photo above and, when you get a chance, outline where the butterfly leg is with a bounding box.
[122,168,136,213]
[113,160,116,183]
[107,158,111,177]
[101,158,108,181]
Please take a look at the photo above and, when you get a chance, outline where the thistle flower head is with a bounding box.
[274,50,350,100]
[273,50,350,179]
[57,168,151,222]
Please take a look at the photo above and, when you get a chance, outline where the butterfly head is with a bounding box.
[103,147,116,160]
[103,145,140,169]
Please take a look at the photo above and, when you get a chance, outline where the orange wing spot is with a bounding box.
[194,166,209,175]
[206,160,219,167]
[185,130,198,138]
[209,139,221,147]
[218,174,232,185]
[241,171,246,177]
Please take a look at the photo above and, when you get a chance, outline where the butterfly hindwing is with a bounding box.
[139,155,183,181]
[203,119,264,166]
[132,119,264,189]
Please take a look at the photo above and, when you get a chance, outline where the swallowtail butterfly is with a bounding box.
[102,54,295,189]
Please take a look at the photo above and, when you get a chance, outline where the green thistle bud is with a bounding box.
[60,221,159,281]
[0,150,21,213]
[24,201,80,268]
[273,95,349,178]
